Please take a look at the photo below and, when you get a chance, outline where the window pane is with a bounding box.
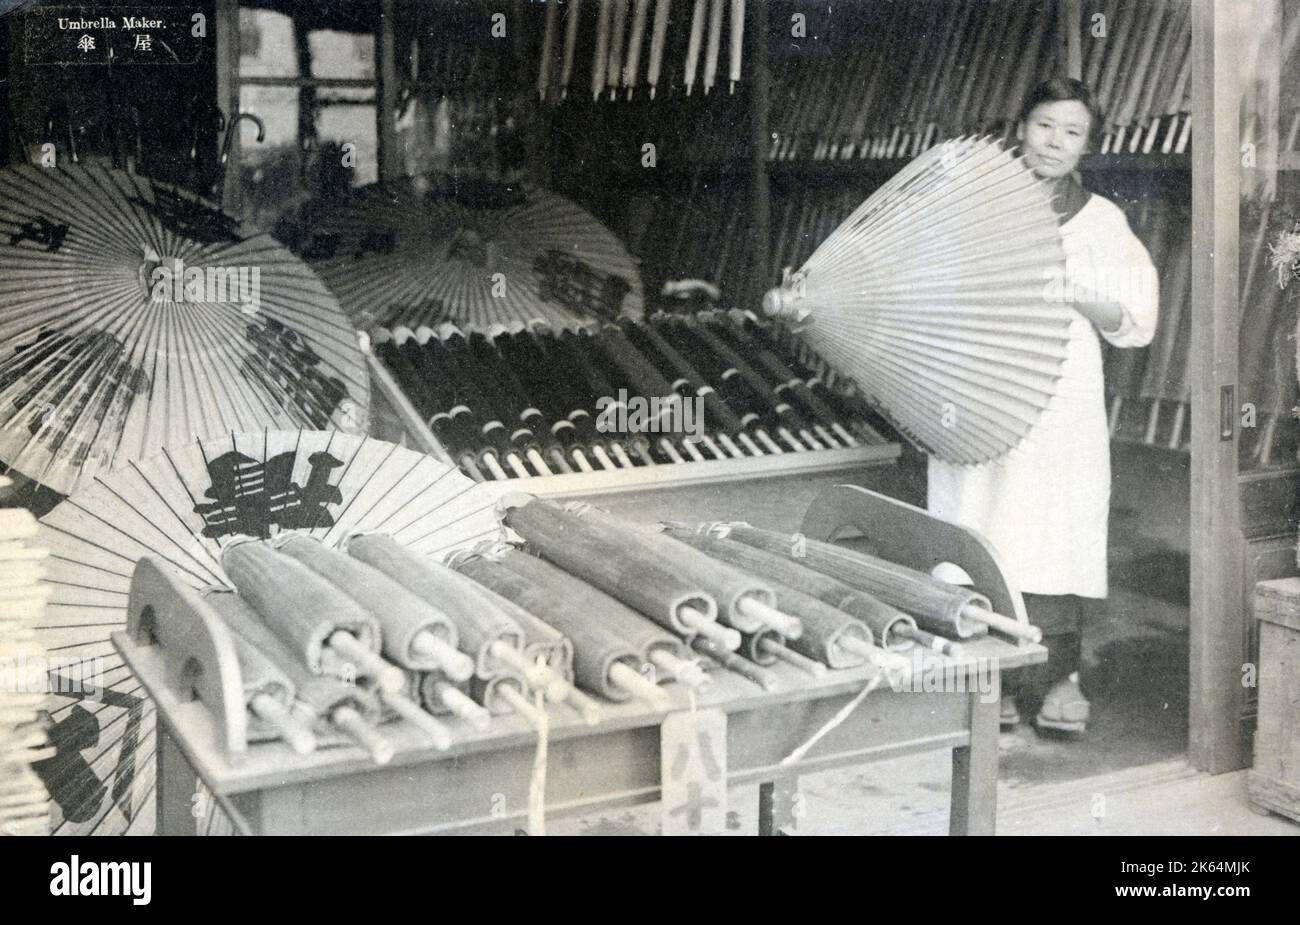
[309,29,374,80]
[316,89,379,187]
[238,8,298,78]
[234,84,300,229]
[233,85,377,231]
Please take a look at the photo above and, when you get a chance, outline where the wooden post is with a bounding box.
[1060,0,1082,79]
[1189,0,1247,773]
[293,15,317,187]
[747,0,770,310]
[757,775,799,835]
[1,17,11,165]
[376,0,401,183]
[156,725,199,836]
[950,686,999,836]
[214,0,241,213]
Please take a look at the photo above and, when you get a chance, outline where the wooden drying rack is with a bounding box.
[114,484,1044,836]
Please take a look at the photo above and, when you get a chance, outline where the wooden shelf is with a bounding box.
[551,151,1196,189]
[1081,152,1191,172]
[768,157,917,178]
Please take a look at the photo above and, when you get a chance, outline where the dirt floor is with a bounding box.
[554,441,1300,835]
[551,759,1298,835]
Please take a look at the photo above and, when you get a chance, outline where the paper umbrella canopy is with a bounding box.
[0,164,371,496]
[32,429,505,835]
[763,136,1071,465]
[284,175,645,330]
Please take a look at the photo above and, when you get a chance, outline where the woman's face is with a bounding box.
[1016,99,1092,179]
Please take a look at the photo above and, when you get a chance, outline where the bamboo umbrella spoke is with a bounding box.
[764,136,1068,463]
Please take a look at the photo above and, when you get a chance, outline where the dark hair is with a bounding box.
[1017,78,1104,149]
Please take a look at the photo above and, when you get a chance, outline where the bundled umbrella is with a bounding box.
[371,310,882,482]
[32,429,506,835]
[288,175,645,331]
[0,165,370,496]
[763,136,1070,464]
[0,492,53,836]
[767,0,1192,163]
[536,0,745,101]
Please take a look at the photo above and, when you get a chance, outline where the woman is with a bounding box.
[927,78,1159,734]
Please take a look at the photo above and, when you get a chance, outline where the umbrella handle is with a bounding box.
[186,98,226,192]
[44,104,77,164]
[396,83,418,122]
[187,99,226,155]
[214,112,265,202]
[87,114,121,170]
[129,106,144,171]
[5,104,31,165]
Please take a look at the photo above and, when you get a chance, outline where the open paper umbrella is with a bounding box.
[763,136,1070,464]
[33,429,505,835]
[287,175,644,330]
[0,164,371,496]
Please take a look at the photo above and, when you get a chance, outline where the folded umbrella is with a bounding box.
[32,429,503,835]
[274,534,469,679]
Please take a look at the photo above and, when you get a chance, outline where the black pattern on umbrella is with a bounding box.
[0,165,371,495]
[285,175,644,331]
[33,429,508,835]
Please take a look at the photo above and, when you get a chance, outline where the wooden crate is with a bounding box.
[1248,578,1300,823]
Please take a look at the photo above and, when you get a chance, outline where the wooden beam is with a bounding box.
[1188,0,1247,773]
[1060,0,1083,79]
[238,76,377,88]
[2,17,12,165]
[214,0,241,212]
[293,14,318,182]
[747,0,770,310]
[376,0,401,183]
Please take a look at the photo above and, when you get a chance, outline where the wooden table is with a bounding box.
[118,484,1045,836]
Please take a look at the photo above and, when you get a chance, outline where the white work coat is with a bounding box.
[927,193,1159,598]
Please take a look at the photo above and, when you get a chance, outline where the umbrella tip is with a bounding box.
[217,534,262,566]
[761,287,783,316]
[442,547,477,569]
[494,491,535,524]
[762,286,811,324]
[391,325,416,345]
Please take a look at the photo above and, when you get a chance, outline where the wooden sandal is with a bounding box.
[999,694,1021,728]
[1034,672,1089,733]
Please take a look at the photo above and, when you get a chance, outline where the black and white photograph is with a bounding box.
[0,0,1296,865]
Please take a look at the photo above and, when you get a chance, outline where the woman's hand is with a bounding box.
[1068,278,1125,333]
[1059,251,1156,336]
